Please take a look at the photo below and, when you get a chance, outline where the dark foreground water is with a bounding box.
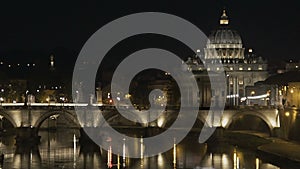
[0,128,297,169]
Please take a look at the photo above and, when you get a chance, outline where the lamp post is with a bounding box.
[46,97,50,106]
[0,97,3,107]
[26,92,33,127]
[60,97,65,107]
[0,115,3,131]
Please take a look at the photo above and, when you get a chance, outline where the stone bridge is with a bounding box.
[0,103,280,135]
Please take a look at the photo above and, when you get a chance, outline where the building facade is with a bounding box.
[186,10,269,107]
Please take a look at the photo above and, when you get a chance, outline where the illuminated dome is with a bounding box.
[208,29,242,44]
[204,10,245,60]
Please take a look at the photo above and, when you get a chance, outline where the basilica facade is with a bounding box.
[186,10,269,107]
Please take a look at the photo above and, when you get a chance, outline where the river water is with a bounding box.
[0,128,296,169]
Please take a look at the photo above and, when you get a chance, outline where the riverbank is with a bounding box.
[223,131,300,165]
[258,138,300,163]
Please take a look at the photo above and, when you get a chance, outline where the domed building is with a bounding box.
[204,10,244,61]
[186,9,269,107]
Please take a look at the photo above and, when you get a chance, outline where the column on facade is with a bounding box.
[236,76,239,106]
[232,76,236,106]
[227,75,231,106]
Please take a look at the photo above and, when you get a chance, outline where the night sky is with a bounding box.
[0,0,299,63]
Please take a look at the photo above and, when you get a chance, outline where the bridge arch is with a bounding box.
[156,111,207,129]
[224,110,273,133]
[0,109,18,128]
[34,109,80,130]
[100,110,144,127]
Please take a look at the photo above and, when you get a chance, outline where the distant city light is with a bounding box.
[285,112,290,117]
[125,94,131,99]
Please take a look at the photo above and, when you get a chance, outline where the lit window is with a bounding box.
[239,67,243,70]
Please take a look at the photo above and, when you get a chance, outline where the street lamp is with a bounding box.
[46,97,50,106]
[0,115,3,130]
[60,97,65,107]
[0,97,3,106]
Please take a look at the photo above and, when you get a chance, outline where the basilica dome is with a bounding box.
[208,28,242,45]
[204,10,245,60]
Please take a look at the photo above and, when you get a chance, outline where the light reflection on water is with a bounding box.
[0,129,291,169]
